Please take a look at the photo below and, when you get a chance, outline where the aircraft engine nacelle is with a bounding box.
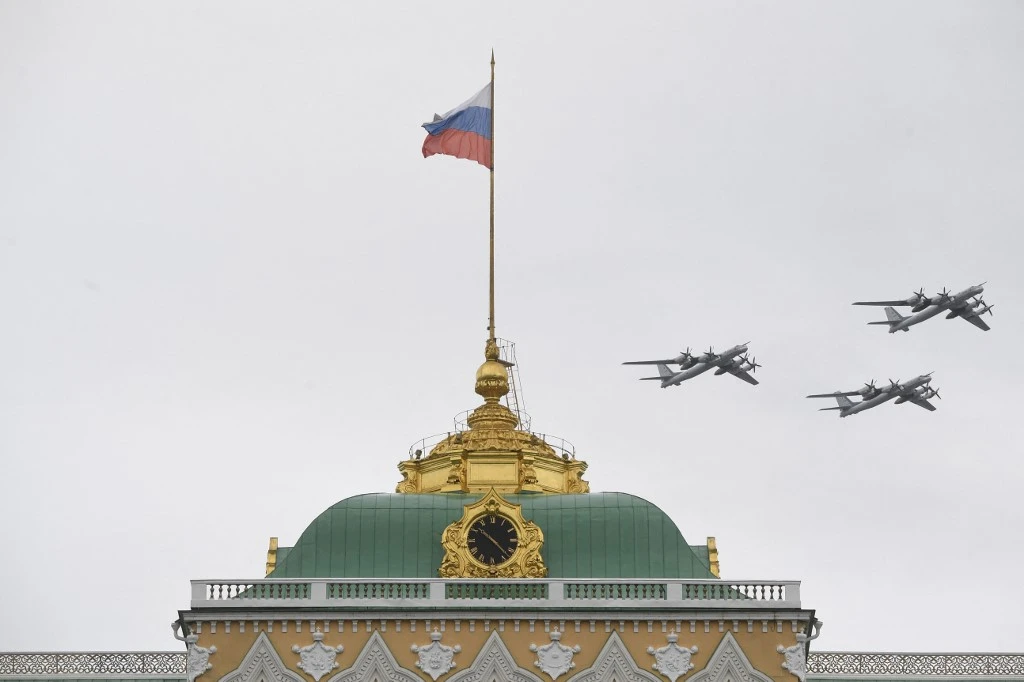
[714,366,729,375]
[945,310,960,319]
[894,396,909,404]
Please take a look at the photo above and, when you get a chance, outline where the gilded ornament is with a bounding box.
[438,488,546,578]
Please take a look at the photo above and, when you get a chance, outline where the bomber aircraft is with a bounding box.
[623,343,760,388]
[807,374,940,417]
[854,283,994,332]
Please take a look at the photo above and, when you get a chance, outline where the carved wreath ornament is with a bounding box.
[530,630,581,680]
[647,632,698,682]
[411,629,461,681]
[292,630,343,682]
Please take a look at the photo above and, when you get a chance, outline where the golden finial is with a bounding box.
[469,338,518,430]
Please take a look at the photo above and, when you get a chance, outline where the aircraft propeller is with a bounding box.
[861,380,877,395]
[741,354,761,373]
[936,287,952,303]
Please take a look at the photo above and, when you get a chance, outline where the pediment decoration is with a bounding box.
[566,631,660,682]
[647,632,698,682]
[412,629,461,681]
[530,631,580,681]
[326,631,422,682]
[293,630,343,682]
[688,633,773,682]
[447,631,546,682]
[220,632,305,682]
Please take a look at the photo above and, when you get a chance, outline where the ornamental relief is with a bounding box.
[412,630,461,681]
[447,631,545,682]
[438,488,547,578]
[688,632,773,682]
[647,632,699,682]
[530,631,580,680]
[566,631,660,682]
[777,621,822,682]
[219,633,304,682]
[171,621,216,682]
[293,630,343,682]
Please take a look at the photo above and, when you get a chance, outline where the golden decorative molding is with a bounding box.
[395,339,590,494]
[707,536,720,577]
[265,537,278,576]
[439,488,547,578]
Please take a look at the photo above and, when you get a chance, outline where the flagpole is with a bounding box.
[488,50,496,342]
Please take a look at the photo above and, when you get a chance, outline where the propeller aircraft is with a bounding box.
[623,343,760,388]
[807,374,940,417]
[854,283,994,332]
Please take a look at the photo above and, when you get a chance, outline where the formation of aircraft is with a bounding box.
[623,343,760,388]
[854,283,994,333]
[806,374,940,418]
[623,281,993,418]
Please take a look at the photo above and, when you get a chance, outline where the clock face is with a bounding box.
[467,514,519,566]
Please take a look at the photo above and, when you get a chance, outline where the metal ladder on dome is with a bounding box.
[495,337,529,431]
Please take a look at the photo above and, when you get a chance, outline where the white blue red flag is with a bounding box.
[421,83,492,169]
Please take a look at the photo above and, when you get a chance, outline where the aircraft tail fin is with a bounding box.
[868,306,906,327]
[884,306,905,323]
[656,363,675,379]
[834,395,855,408]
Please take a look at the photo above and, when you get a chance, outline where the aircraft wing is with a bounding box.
[623,360,681,366]
[908,397,937,412]
[958,311,991,332]
[725,366,759,386]
[807,390,862,398]
[852,299,911,306]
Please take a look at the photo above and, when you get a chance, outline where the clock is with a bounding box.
[467,514,519,566]
[438,488,546,578]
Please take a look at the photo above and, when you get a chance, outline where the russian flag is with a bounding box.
[422,83,492,169]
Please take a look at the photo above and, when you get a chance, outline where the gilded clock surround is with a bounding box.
[439,488,547,578]
[396,338,590,495]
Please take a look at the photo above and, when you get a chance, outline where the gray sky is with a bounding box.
[2,0,1023,653]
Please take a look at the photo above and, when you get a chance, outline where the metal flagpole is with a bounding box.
[488,50,496,342]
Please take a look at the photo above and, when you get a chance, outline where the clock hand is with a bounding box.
[476,528,508,555]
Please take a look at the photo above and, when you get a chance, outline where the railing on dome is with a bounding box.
[407,424,576,461]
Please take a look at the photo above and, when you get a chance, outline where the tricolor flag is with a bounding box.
[421,83,492,169]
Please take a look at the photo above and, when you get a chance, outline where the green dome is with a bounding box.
[268,493,716,579]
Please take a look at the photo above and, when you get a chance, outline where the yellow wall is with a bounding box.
[190,616,808,682]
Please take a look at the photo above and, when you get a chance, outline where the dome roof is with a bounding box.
[268,492,716,579]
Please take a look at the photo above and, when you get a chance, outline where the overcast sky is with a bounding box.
[2,0,1023,654]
